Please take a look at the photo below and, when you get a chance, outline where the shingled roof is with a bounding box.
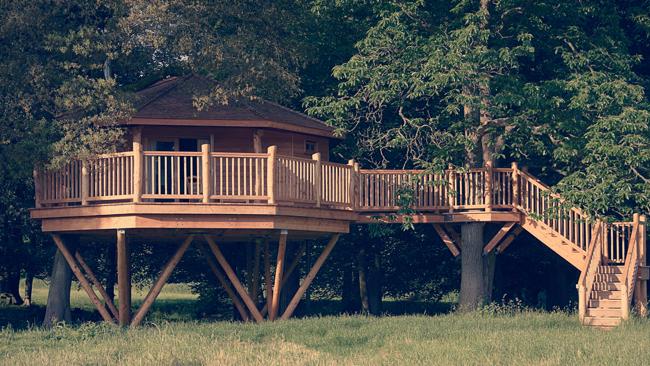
[128,75,337,138]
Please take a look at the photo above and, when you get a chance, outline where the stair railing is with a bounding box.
[577,221,604,322]
[621,213,641,320]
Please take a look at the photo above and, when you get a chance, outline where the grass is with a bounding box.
[1,281,650,365]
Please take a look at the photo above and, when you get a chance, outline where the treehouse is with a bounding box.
[31,76,647,328]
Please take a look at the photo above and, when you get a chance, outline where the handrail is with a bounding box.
[621,214,640,319]
[578,222,604,321]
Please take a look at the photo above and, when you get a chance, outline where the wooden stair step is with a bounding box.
[586,308,622,318]
[598,266,624,274]
[583,316,621,327]
[594,273,624,282]
[589,299,622,308]
[590,290,622,300]
[592,282,623,291]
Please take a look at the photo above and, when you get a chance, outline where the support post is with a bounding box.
[205,236,264,322]
[312,153,322,207]
[131,236,194,327]
[511,162,519,210]
[81,161,89,206]
[116,229,131,326]
[201,143,210,203]
[260,243,306,316]
[267,146,277,204]
[51,234,115,324]
[132,141,143,203]
[33,169,42,208]
[270,230,288,320]
[281,233,340,320]
[484,161,493,212]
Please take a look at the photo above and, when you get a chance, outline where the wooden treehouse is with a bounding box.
[31,76,647,328]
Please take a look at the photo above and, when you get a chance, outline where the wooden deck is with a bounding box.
[31,146,647,326]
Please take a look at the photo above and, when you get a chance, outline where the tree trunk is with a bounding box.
[459,222,486,311]
[367,251,383,315]
[24,271,34,306]
[357,247,370,314]
[44,247,73,327]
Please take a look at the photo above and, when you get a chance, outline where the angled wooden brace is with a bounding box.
[443,224,461,247]
[74,250,119,320]
[269,230,288,321]
[281,233,340,320]
[432,224,460,257]
[130,235,194,327]
[261,243,306,317]
[199,244,250,322]
[51,234,116,324]
[496,226,523,254]
[483,222,517,255]
[205,235,264,323]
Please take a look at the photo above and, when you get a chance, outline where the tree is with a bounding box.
[306,0,650,310]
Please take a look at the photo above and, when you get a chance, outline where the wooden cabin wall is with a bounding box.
[134,125,330,160]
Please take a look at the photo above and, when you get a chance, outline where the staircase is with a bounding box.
[583,265,625,328]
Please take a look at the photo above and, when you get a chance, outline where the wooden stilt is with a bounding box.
[264,239,272,317]
[483,222,517,255]
[74,250,119,320]
[51,234,115,324]
[260,243,306,316]
[496,227,523,254]
[200,245,250,322]
[433,224,460,256]
[270,230,288,321]
[116,229,131,326]
[205,236,264,322]
[281,234,340,320]
[130,236,194,327]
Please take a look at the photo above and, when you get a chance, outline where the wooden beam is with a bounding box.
[74,250,119,320]
[270,230,288,320]
[205,236,264,323]
[51,234,115,324]
[260,243,306,316]
[483,222,517,255]
[443,224,461,246]
[130,236,194,327]
[496,227,523,254]
[200,245,250,322]
[432,224,460,257]
[281,233,340,320]
[116,229,131,326]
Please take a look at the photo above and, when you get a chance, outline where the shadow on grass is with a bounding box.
[1,298,455,329]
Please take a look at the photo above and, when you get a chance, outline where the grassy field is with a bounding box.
[1,281,650,365]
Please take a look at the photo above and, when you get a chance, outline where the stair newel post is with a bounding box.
[484,161,493,212]
[132,141,143,203]
[348,159,355,210]
[353,162,360,210]
[511,162,519,210]
[267,146,277,205]
[638,214,648,317]
[201,143,210,203]
[81,160,89,206]
[312,152,321,207]
[578,284,586,322]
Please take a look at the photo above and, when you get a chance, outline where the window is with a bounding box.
[305,140,317,154]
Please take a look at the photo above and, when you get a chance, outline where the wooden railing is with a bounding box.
[621,214,642,319]
[577,222,605,321]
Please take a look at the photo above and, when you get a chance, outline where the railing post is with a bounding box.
[312,153,321,207]
[353,162,360,210]
[511,162,519,210]
[267,146,277,205]
[201,143,210,203]
[622,278,630,320]
[485,161,493,212]
[81,160,90,206]
[33,169,42,208]
[578,284,586,322]
[448,165,455,213]
[132,141,142,203]
[638,214,648,317]
[348,159,355,210]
